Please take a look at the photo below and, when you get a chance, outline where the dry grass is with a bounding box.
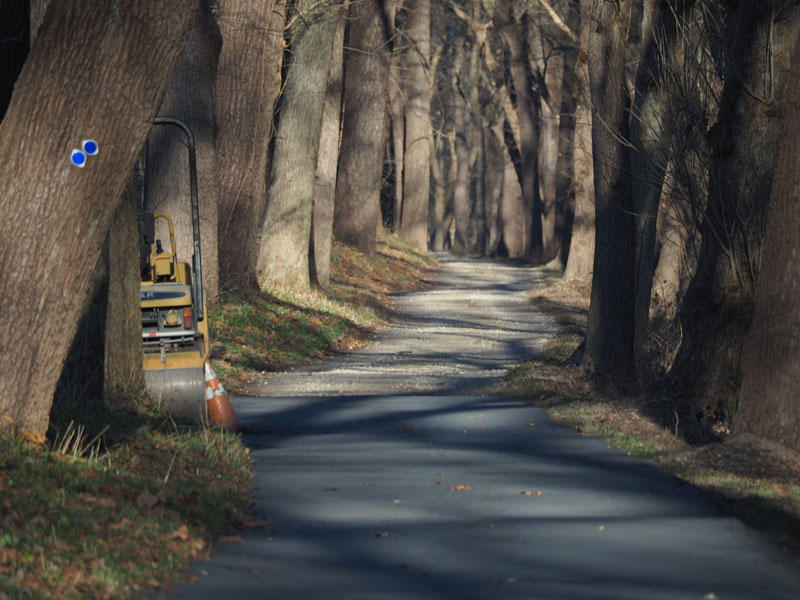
[506,275,800,559]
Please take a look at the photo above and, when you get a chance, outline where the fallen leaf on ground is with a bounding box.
[171,525,190,541]
[19,429,46,449]
[449,484,470,491]
[520,490,543,496]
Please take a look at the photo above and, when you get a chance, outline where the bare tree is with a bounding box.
[583,0,637,381]
[311,2,348,288]
[399,0,434,250]
[0,0,195,433]
[334,0,390,254]
[259,0,345,289]
[217,0,285,291]
[736,32,800,452]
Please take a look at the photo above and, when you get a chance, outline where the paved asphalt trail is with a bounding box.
[170,255,800,599]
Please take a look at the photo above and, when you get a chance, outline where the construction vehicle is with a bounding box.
[138,117,208,422]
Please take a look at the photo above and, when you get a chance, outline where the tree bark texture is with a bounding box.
[452,86,472,253]
[399,0,433,251]
[564,0,595,284]
[736,32,800,452]
[334,0,389,255]
[385,0,405,233]
[0,0,194,433]
[147,2,222,307]
[496,0,543,261]
[216,0,284,291]
[670,2,800,425]
[311,2,347,288]
[259,0,343,290]
[584,0,637,381]
[551,0,582,271]
[630,0,680,363]
[104,182,144,408]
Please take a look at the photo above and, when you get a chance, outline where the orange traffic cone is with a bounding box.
[204,360,242,430]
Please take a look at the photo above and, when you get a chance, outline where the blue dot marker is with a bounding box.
[71,149,86,168]
[82,139,98,155]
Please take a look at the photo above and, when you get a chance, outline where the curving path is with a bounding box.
[170,255,800,600]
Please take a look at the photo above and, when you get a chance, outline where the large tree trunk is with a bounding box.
[630,0,680,362]
[334,0,389,254]
[311,3,347,289]
[563,0,595,285]
[452,87,472,253]
[104,181,144,408]
[385,0,405,233]
[0,0,194,433]
[669,2,800,427]
[146,2,222,307]
[399,0,433,251]
[259,0,344,290]
[216,0,284,291]
[584,0,637,382]
[736,32,800,452]
[550,0,582,271]
[529,11,564,263]
[496,0,543,261]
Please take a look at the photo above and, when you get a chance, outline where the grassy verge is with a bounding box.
[210,234,437,391]
[1,410,253,599]
[506,278,800,558]
[0,234,435,599]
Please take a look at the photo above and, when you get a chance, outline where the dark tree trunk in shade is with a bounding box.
[736,33,800,452]
[0,0,194,433]
[217,0,284,291]
[104,182,144,408]
[668,3,799,422]
[584,0,637,382]
[334,0,389,255]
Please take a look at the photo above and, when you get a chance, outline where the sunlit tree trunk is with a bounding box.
[334,0,389,254]
[564,0,595,285]
[311,3,347,289]
[259,0,344,289]
[0,0,194,433]
[399,0,433,250]
[496,0,543,261]
[217,0,284,291]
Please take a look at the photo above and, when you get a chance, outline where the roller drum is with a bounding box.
[144,367,207,424]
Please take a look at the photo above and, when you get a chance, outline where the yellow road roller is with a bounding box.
[139,117,208,422]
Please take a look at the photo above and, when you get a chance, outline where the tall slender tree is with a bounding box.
[334,0,390,254]
[399,0,434,250]
[216,0,285,291]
